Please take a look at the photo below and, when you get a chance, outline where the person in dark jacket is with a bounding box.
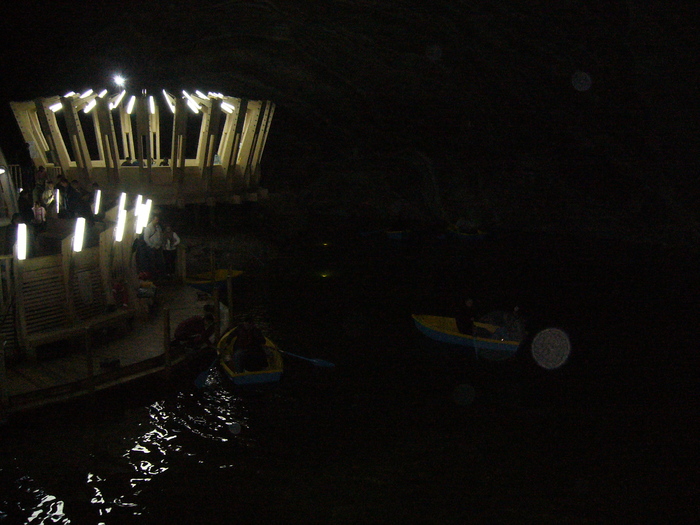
[455,298,477,334]
[173,305,216,348]
[231,316,268,372]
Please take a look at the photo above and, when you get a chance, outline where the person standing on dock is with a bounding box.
[143,214,164,278]
[32,200,46,232]
[32,166,47,204]
[162,224,180,277]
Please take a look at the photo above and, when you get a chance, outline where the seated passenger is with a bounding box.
[231,316,268,372]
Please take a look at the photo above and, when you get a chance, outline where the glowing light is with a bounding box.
[149,96,155,115]
[0,167,5,174]
[126,95,136,114]
[17,223,27,260]
[49,102,63,112]
[162,90,175,113]
[93,189,101,214]
[73,217,86,252]
[83,99,97,113]
[98,89,108,98]
[118,192,127,212]
[64,91,76,98]
[134,195,143,215]
[115,209,127,242]
[80,89,93,99]
[195,90,208,99]
[221,101,235,114]
[114,75,125,87]
[182,91,200,111]
[56,188,60,213]
[135,199,152,234]
[109,90,126,110]
[186,99,200,113]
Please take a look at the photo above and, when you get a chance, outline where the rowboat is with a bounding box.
[216,328,283,386]
[185,269,244,293]
[412,314,522,361]
[446,229,489,242]
[386,229,411,240]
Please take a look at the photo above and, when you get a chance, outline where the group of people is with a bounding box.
[134,214,181,279]
[173,309,269,373]
[6,166,103,256]
[121,157,170,167]
[18,168,99,223]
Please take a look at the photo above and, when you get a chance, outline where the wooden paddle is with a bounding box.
[194,357,219,388]
[278,349,335,368]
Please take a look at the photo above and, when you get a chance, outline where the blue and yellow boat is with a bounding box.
[412,314,521,361]
[185,269,244,293]
[216,327,283,386]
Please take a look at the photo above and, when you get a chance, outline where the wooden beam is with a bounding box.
[225,98,249,190]
[95,98,121,185]
[61,96,92,186]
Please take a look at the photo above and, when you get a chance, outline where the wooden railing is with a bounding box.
[0,255,13,312]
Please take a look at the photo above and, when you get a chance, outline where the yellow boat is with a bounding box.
[185,269,244,293]
[216,328,284,385]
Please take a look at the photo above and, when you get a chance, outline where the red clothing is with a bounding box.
[174,315,214,345]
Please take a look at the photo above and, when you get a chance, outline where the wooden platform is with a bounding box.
[1,281,228,417]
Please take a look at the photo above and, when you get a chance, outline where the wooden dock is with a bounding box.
[1,282,228,417]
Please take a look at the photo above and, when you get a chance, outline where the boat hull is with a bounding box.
[186,269,243,293]
[217,329,283,385]
[412,314,520,361]
[447,230,489,242]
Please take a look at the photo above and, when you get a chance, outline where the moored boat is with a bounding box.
[185,269,244,293]
[412,314,521,361]
[386,229,412,240]
[216,328,283,385]
[446,228,489,242]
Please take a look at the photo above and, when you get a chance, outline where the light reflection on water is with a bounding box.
[0,475,70,524]
[83,382,254,521]
[1,232,683,523]
[0,365,261,523]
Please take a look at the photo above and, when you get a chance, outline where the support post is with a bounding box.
[212,288,220,343]
[176,244,186,283]
[0,340,9,412]
[209,248,215,285]
[84,328,95,394]
[163,307,171,370]
[227,275,234,331]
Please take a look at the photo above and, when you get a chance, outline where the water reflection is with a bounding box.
[0,473,70,524]
[1,231,689,523]
[83,383,254,521]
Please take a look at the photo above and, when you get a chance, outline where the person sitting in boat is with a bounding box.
[455,217,478,234]
[173,305,217,348]
[504,306,526,341]
[455,298,477,334]
[490,307,525,341]
[231,316,268,372]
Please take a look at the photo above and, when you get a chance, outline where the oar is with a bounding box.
[279,349,335,368]
[194,356,219,388]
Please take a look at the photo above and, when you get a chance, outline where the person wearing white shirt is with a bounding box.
[143,215,164,277]
[162,224,181,277]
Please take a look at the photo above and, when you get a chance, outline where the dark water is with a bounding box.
[1,230,697,524]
